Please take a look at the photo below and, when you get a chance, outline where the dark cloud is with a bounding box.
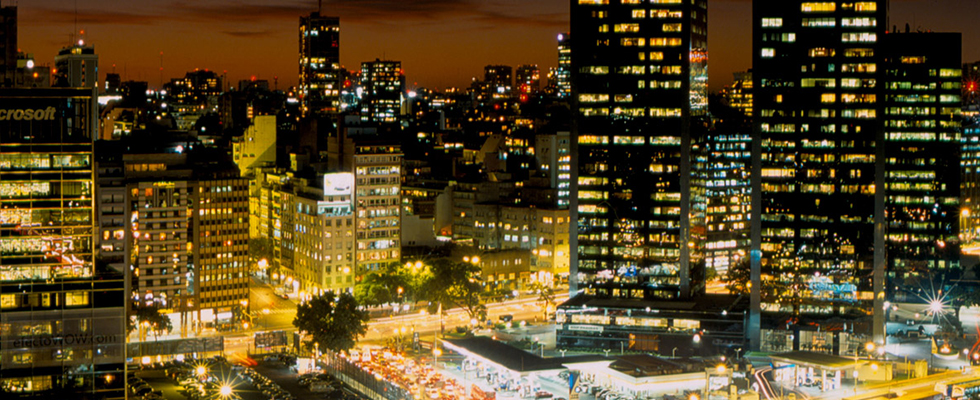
[23,8,166,26]
[28,0,563,31]
[222,30,275,38]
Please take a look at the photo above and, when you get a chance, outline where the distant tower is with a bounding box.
[359,59,404,124]
[55,41,98,89]
[515,64,540,102]
[0,5,16,87]
[299,12,341,118]
[555,33,571,99]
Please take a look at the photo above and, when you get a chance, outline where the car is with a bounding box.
[906,319,916,326]
[143,390,165,400]
[499,314,513,322]
[535,391,554,399]
[132,385,154,396]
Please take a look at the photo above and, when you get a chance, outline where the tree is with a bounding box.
[529,282,556,320]
[128,304,173,338]
[293,291,368,352]
[249,237,273,262]
[425,258,487,323]
[726,258,751,296]
[354,262,411,308]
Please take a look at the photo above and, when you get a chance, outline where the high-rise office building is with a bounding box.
[880,32,962,301]
[0,88,126,398]
[751,0,886,353]
[554,33,571,99]
[0,6,16,87]
[516,64,540,102]
[163,69,222,114]
[96,141,250,335]
[299,12,341,118]
[570,0,708,299]
[54,43,98,89]
[359,59,404,124]
[750,1,962,354]
[483,65,513,104]
[327,122,402,275]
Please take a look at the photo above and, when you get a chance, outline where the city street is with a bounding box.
[363,293,568,343]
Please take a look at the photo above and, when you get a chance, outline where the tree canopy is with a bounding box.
[293,291,368,352]
[425,258,487,322]
[128,303,173,336]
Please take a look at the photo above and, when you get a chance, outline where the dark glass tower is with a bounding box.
[751,0,887,354]
[751,1,962,354]
[570,0,708,300]
[881,32,962,303]
[0,88,126,398]
[299,12,341,118]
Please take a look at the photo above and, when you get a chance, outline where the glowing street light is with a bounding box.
[219,384,232,397]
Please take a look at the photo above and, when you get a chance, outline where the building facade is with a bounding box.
[299,12,341,118]
[751,0,887,353]
[360,59,404,124]
[881,32,962,301]
[570,0,708,300]
[95,146,249,335]
[0,88,126,398]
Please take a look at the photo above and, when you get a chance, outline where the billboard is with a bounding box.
[323,172,354,197]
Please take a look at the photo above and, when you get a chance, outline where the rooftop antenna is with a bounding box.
[73,0,77,44]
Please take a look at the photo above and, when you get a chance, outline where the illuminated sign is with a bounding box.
[13,333,118,348]
[808,276,857,302]
[323,172,353,197]
[0,107,57,121]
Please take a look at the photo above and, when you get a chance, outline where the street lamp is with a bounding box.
[433,348,442,369]
[219,384,232,398]
[673,347,678,358]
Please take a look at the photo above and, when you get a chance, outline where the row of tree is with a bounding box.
[354,259,487,321]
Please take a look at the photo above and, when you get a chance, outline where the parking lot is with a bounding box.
[129,354,364,400]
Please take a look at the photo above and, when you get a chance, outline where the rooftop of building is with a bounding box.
[558,292,749,315]
[443,337,566,373]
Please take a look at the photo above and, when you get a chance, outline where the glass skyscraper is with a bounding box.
[570,0,708,300]
[0,88,126,398]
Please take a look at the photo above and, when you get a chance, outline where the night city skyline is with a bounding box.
[5,0,980,398]
[14,0,980,91]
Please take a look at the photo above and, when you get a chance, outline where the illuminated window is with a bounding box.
[621,38,646,47]
[614,23,640,33]
[651,9,682,18]
[649,38,682,47]
[65,292,89,306]
[631,9,646,18]
[821,93,836,103]
[1,294,15,309]
[761,18,782,28]
[649,52,664,61]
[842,33,877,42]
[801,2,836,12]
[940,69,962,77]
[845,48,874,57]
[802,18,835,27]
[618,65,646,74]
[761,48,775,58]
[854,2,877,11]
[809,48,835,57]
[578,0,608,4]
[662,23,682,32]
[842,17,876,27]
